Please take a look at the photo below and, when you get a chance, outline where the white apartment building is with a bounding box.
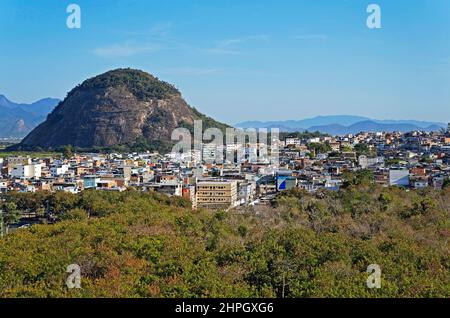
[50,164,69,177]
[10,164,42,179]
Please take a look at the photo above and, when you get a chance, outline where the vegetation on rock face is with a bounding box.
[70,68,180,101]
[0,183,449,298]
[191,107,231,134]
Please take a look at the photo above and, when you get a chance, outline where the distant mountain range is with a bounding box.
[1,91,446,140]
[0,95,60,138]
[236,115,446,135]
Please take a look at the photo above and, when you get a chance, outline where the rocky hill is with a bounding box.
[15,69,229,152]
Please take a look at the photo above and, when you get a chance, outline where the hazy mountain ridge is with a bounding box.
[0,94,60,138]
[236,116,446,134]
[2,92,446,140]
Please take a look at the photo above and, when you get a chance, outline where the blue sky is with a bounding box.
[1,0,449,124]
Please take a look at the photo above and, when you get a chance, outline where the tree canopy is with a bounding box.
[0,184,449,298]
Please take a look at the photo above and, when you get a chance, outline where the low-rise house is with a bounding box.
[145,182,183,197]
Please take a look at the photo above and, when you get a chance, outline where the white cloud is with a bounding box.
[293,34,328,41]
[204,35,270,54]
[117,21,174,38]
[149,22,174,36]
[158,67,219,76]
[93,43,161,58]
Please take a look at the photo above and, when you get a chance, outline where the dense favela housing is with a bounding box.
[0,125,449,232]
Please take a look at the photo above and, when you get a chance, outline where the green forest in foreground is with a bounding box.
[0,176,449,298]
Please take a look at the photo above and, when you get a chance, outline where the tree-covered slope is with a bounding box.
[0,185,449,298]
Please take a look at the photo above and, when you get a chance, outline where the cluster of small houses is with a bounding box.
[1,126,449,211]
